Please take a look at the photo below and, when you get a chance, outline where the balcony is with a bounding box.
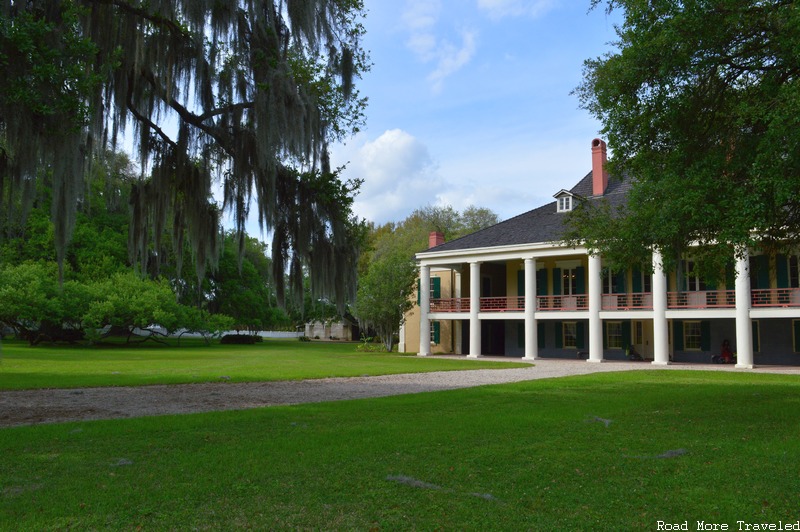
[667,290,735,309]
[536,294,588,311]
[428,288,800,313]
[751,288,800,308]
[430,298,470,312]
[481,296,525,311]
[601,293,653,310]
[429,295,580,312]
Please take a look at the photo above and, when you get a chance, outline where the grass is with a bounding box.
[0,338,529,390]
[2,370,800,530]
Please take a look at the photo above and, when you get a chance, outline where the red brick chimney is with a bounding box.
[428,231,445,249]
[591,138,609,196]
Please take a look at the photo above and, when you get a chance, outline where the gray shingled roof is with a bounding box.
[424,171,631,253]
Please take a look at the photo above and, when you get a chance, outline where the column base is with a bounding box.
[466,354,481,359]
[521,356,537,362]
[735,363,754,369]
[586,358,606,363]
[416,353,430,357]
[651,360,672,366]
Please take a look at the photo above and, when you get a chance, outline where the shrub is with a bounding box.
[220,334,259,344]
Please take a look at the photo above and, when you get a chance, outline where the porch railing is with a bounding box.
[428,288,800,312]
[480,296,525,311]
[536,294,589,311]
[667,290,735,309]
[601,293,653,310]
[428,295,586,312]
[751,288,800,307]
[430,298,470,312]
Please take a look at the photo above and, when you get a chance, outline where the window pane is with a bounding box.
[562,268,577,295]
[607,322,622,349]
[684,321,702,350]
[563,322,577,349]
[643,274,652,293]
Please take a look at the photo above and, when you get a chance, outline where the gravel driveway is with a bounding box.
[1,358,795,428]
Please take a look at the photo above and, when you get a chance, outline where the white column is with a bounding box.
[398,323,406,353]
[418,264,431,356]
[588,254,604,362]
[652,248,671,365]
[735,248,754,368]
[524,258,538,360]
[454,271,463,355]
[468,261,482,358]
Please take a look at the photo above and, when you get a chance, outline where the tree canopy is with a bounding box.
[0,1,367,306]
[355,204,498,351]
[364,204,500,267]
[570,0,800,275]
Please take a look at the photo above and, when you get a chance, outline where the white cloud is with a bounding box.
[401,0,477,92]
[401,0,440,59]
[428,30,477,93]
[333,129,443,224]
[477,0,556,19]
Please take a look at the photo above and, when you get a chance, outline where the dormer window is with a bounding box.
[554,190,575,212]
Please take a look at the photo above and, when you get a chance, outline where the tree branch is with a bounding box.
[125,70,177,149]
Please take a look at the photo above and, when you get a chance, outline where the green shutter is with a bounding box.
[622,321,632,349]
[756,255,770,289]
[552,268,562,296]
[536,269,547,296]
[555,322,563,348]
[576,322,585,349]
[777,255,789,289]
[615,271,626,294]
[794,321,800,353]
[673,321,684,351]
[576,266,586,294]
[726,261,735,291]
[419,278,441,304]
[538,322,545,348]
[517,322,524,349]
[517,270,525,297]
[752,321,760,353]
[432,321,440,344]
[700,321,711,351]
[602,321,608,349]
[632,268,642,293]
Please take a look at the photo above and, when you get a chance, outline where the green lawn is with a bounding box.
[0,338,529,390]
[2,370,800,530]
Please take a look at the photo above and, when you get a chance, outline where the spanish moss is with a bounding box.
[0,0,367,307]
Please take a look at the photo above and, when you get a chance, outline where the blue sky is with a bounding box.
[329,0,622,225]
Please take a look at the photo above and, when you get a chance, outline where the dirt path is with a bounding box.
[1,359,796,428]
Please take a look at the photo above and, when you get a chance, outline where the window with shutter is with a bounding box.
[538,322,545,349]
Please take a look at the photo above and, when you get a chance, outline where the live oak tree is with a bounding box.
[568,0,800,279]
[0,0,367,308]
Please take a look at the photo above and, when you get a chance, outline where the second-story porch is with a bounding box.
[428,288,800,313]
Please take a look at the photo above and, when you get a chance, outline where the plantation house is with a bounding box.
[401,139,800,368]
